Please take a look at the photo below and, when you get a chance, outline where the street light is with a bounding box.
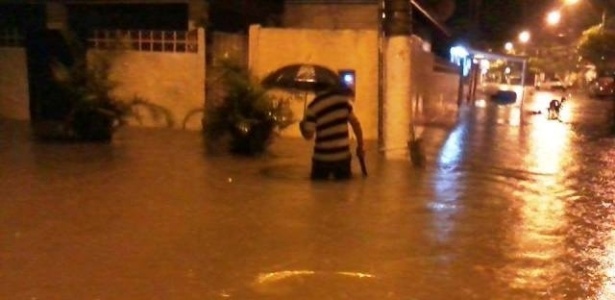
[563,0,605,26]
[546,10,561,26]
[519,30,531,44]
[504,42,514,53]
[518,30,530,55]
[545,0,580,29]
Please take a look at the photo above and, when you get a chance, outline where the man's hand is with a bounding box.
[356,145,365,158]
[299,120,314,140]
[356,144,367,176]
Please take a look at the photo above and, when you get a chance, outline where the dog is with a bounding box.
[547,97,566,120]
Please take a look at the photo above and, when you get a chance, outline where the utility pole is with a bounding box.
[381,0,413,154]
[383,0,412,36]
[469,0,482,43]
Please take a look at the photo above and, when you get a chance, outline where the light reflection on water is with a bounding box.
[0,92,614,299]
[428,92,615,299]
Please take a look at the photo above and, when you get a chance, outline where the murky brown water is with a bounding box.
[0,91,613,299]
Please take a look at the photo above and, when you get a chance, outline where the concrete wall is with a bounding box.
[249,25,380,140]
[0,47,29,120]
[283,4,379,30]
[89,28,206,130]
[0,28,206,130]
[382,35,460,153]
[416,71,460,127]
[409,36,459,131]
[248,25,459,145]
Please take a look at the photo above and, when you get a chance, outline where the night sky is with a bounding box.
[2,0,609,49]
[448,0,615,48]
[447,0,551,47]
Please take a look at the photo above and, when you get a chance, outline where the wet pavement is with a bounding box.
[1,90,614,299]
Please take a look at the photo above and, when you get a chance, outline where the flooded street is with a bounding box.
[1,91,614,299]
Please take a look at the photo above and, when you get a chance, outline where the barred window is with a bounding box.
[88,29,197,53]
[0,29,23,48]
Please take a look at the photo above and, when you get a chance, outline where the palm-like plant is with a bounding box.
[39,30,173,142]
[203,61,294,155]
[50,50,125,141]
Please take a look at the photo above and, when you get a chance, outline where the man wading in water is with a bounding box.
[299,85,365,180]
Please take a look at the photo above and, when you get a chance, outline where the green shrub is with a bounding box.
[39,30,172,142]
[203,61,294,155]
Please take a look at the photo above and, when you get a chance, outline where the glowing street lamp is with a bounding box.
[518,31,531,44]
[504,42,514,53]
[546,10,561,26]
[564,0,579,5]
[518,31,530,55]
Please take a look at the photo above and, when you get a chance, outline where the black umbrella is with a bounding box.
[262,64,367,178]
[262,64,340,92]
[262,64,343,114]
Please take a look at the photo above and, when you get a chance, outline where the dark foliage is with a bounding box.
[203,61,293,155]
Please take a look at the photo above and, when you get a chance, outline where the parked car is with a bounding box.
[535,78,567,91]
[588,76,615,98]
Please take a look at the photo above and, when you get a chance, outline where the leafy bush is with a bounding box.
[203,61,294,155]
[49,48,124,140]
[38,30,172,142]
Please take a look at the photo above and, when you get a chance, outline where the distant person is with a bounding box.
[548,98,562,120]
[299,85,364,180]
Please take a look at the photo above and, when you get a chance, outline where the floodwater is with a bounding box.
[0,91,614,299]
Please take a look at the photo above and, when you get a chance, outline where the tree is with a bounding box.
[577,24,615,69]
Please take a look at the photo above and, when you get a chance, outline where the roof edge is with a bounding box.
[285,0,450,37]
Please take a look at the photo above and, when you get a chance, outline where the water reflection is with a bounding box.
[1,92,615,299]
[431,121,469,245]
[437,121,468,169]
[505,97,570,296]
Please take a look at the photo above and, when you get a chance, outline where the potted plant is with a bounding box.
[49,51,125,142]
[203,61,294,155]
[34,30,172,142]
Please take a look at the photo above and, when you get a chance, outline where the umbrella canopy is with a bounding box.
[262,64,340,92]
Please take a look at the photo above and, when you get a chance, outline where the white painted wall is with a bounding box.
[89,28,206,130]
[248,25,460,147]
[249,25,380,141]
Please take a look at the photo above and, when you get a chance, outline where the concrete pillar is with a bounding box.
[382,0,413,153]
[383,36,412,152]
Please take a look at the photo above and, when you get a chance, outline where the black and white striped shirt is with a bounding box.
[303,91,353,162]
